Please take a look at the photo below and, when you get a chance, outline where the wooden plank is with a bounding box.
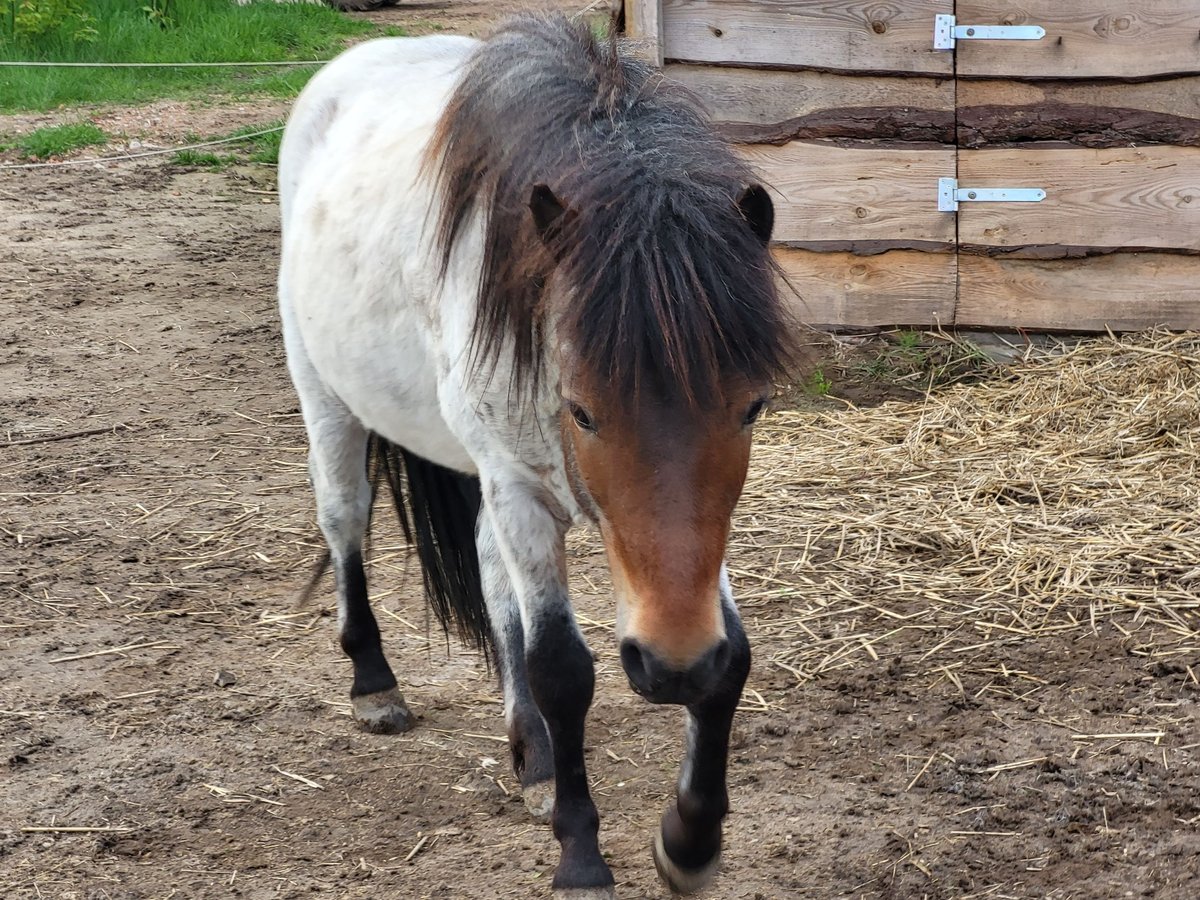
[661,0,953,76]
[664,64,954,143]
[957,146,1200,253]
[957,2,1200,79]
[739,143,956,246]
[958,78,1200,148]
[959,79,1200,130]
[777,248,956,328]
[957,255,1200,330]
[625,0,664,66]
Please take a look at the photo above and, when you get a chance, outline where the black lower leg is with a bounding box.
[337,551,398,698]
[497,630,554,790]
[661,605,751,875]
[526,605,613,892]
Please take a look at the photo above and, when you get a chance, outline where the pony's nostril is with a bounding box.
[620,639,648,691]
[687,639,730,693]
[623,640,729,703]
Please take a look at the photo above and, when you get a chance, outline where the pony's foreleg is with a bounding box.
[484,478,613,899]
[477,510,555,821]
[304,403,414,734]
[653,568,751,896]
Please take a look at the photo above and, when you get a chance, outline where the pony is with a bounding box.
[277,15,792,898]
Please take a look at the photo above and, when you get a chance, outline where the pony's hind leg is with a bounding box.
[312,416,414,734]
[478,510,554,821]
[285,322,414,734]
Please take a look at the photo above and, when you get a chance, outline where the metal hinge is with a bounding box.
[933,14,1045,50]
[938,178,1046,212]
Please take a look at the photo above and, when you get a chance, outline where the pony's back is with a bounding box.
[279,34,478,227]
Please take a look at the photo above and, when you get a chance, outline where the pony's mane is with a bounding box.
[429,15,793,402]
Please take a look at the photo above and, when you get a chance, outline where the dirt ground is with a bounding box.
[2,4,1199,900]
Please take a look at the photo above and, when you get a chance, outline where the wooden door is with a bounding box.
[954,2,1200,330]
[628,0,1200,331]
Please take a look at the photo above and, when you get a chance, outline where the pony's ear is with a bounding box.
[736,183,774,246]
[529,183,569,244]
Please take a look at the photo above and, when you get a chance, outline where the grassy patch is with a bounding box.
[854,331,993,389]
[10,121,106,158]
[803,368,833,397]
[170,148,235,168]
[227,121,283,164]
[168,121,283,168]
[0,0,374,112]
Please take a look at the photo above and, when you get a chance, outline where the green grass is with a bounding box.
[169,122,282,168]
[227,121,283,164]
[854,330,994,389]
[803,368,833,397]
[6,120,106,158]
[0,0,375,112]
[170,148,234,168]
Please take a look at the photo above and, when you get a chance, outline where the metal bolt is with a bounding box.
[966,28,975,36]
[967,191,977,200]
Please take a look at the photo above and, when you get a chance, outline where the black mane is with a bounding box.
[429,15,793,402]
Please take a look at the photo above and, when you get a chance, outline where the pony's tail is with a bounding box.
[368,434,493,657]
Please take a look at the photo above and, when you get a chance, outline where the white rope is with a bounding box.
[0,59,329,68]
[0,126,285,171]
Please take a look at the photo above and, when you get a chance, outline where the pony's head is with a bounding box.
[531,179,784,704]
[430,16,794,704]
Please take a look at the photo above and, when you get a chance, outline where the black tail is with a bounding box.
[368,435,492,656]
[297,435,493,658]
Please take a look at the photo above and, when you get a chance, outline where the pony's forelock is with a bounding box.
[429,14,795,404]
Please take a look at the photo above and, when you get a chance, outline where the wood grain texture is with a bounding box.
[662,65,954,144]
[739,143,956,246]
[957,254,1200,330]
[718,106,954,145]
[664,65,954,126]
[958,103,1200,149]
[958,78,1200,127]
[957,146,1200,252]
[956,2,1200,79]
[625,0,663,66]
[661,0,953,75]
[776,248,957,328]
[957,78,1200,148]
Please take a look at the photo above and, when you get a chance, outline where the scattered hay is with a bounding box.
[22,329,1194,699]
[737,330,1200,684]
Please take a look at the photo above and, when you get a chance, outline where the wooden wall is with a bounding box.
[628,0,1200,332]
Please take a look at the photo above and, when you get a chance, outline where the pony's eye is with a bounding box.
[568,402,596,433]
[743,399,767,427]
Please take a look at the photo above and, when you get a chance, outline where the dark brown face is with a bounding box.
[561,365,768,703]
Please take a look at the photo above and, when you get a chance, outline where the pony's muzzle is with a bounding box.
[619,638,730,705]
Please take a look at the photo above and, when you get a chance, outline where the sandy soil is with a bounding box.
[2,3,1198,900]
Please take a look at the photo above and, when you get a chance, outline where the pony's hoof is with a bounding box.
[522,778,555,823]
[352,688,415,734]
[652,829,720,896]
[552,889,616,900]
